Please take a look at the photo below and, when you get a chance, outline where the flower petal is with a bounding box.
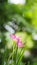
[17,41,24,48]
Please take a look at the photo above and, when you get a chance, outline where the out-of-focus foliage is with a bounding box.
[0,0,37,65]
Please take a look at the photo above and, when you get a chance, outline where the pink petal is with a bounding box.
[10,34,19,42]
[17,41,24,48]
[10,34,25,48]
[10,34,16,39]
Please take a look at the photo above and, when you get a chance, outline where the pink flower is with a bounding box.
[10,34,24,48]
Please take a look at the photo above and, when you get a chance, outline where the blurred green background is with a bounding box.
[0,0,37,65]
